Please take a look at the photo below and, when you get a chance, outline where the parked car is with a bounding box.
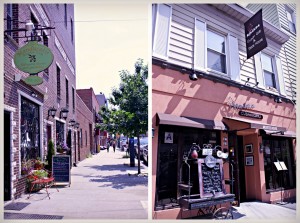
[135,137,148,160]
[142,145,148,165]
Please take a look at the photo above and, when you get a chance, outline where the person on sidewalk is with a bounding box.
[113,140,116,152]
[107,141,110,152]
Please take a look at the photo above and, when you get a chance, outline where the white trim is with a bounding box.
[194,18,207,72]
[152,4,172,60]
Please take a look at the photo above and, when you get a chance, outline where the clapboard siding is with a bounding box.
[154,3,295,100]
[247,4,280,28]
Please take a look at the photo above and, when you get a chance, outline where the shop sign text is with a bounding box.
[227,97,255,110]
[239,110,263,119]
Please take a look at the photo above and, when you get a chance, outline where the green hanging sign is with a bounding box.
[14,41,54,74]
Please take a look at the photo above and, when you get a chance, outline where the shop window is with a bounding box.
[254,52,286,96]
[262,137,295,192]
[285,6,296,33]
[194,19,240,81]
[207,30,226,74]
[56,121,65,149]
[152,4,172,60]
[5,4,18,41]
[155,125,221,210]
[20,97,40,164]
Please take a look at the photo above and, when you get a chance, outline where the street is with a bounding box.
[4,147,148,220]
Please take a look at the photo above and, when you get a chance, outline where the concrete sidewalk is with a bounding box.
[4,148,148,220]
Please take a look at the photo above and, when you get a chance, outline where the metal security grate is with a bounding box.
[4,212,64,219]
[4,202,30,211]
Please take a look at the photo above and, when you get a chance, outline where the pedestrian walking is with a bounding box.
[107,141,110,153]
[113,140,116,153]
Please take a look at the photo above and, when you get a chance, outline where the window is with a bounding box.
[57,66,61,98]
[20,97,40,165]
[85,131,88,146]
[64,4,68,27]
[261,53,276,89]
[262,137,295,192]
[56,121,64,150]
[152,4,172,59]
[6,4,13,36]
[72,87,75,112]
[194,19,240,81]
[254,53,286,96]
[70,18,74,43]
[31,13,38,30]
[43,32,49,75]
[65,78,69,107]
[285,7,296,33]
[207,30,226,74]
[80,129,83,147]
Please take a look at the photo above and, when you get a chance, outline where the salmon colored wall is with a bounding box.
[152,65,296,215]
[243,134,261,201]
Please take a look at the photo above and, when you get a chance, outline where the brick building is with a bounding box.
[77,88,102,153]
[4,4,77,201]
[95,92,109,147]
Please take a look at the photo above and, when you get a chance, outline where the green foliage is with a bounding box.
[97,58,148,137]
[46,140,55,171]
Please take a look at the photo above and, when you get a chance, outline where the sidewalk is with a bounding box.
[4,148,148,220]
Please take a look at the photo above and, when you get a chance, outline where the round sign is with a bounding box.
[217,150,223,158]
[205,155,217,168]
[14,41,54,74]
[24,75,43,86]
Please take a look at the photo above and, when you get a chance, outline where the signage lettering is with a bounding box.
[227,97,255,110]
[244,9,268,59]
[239,110,263,119]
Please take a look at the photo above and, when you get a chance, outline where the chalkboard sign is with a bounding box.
[198,159,225,198]
[52,155,71,186]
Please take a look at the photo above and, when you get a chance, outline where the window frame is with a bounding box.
[261,52,278,91]
[285,6,296,34]
[56,65,61,99]
[206,29,227,75]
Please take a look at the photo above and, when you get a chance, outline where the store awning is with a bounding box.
[223,117,295,137]
[156,113,227,130]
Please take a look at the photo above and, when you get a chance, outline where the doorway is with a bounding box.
[74,131,77,164]
[237,136,246,202]
[4,111,11,201]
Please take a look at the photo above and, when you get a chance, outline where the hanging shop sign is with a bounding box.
[244,9,268,59]
[14,41,54,85]
[227,97,255,110]
[239,110,263,120]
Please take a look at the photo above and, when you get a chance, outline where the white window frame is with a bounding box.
[194,19,240,82]
[254,52,286,96]
[206,29,228,76]
[152,4,172,60]
[261,53,277,90]
[285,6,296,34]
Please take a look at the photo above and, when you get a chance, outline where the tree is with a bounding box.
[98,58,148,174]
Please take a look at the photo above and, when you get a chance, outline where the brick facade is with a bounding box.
[4,4,76,200]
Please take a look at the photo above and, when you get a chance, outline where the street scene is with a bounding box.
[152,2,297,221]
[4,147,148,219]
[3,2,148,221]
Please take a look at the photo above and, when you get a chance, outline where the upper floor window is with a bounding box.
[285,6,296,33]
[64,4,68,28]
[207,30,226,74]
[57,65,61,98]
[152,4,172,59]
[6,4,13,35]
[261,53,276,89]
[72,87,75,112]
[65,78,69,107]
[70,18,74,43]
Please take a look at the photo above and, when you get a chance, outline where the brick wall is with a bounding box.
[4,3,76,200]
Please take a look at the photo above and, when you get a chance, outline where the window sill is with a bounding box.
[206,69,230,80]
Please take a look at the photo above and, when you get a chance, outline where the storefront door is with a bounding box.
[237,136,246,202]
[4,111,11,201]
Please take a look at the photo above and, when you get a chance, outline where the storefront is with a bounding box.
[152,66,296,219]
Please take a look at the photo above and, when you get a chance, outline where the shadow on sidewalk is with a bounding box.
[82,163,146,172]
[89,173,147,189]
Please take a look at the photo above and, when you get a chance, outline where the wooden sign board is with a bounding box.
[198,159,225,198]
[52,155,71,186]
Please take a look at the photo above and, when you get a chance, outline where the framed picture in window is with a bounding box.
[245,144,253,154]
[245,156,254,166]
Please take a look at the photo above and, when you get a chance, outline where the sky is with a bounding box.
[74,1,149,99]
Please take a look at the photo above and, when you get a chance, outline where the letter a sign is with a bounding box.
[164,132,173,143]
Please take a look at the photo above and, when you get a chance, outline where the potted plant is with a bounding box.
[26,169,49,192]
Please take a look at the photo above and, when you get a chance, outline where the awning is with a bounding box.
[223,117,295,137]
[156,113,227,130]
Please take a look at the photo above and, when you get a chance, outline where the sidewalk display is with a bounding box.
[52,155,71,186]
[274,160,288,205]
